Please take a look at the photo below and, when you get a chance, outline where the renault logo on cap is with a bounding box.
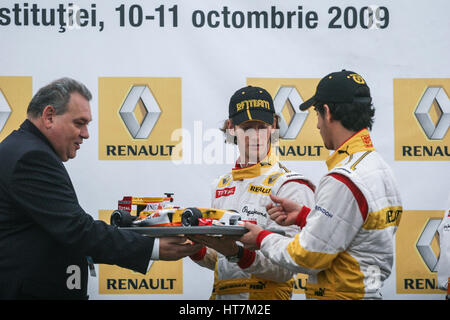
[414,87,450,140]
[119,85,161,139]
[273,86,308,140]
[416,218,442,272]
[0,89,11,134]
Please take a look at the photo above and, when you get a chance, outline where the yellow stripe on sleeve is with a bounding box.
[362,206,403,230]
[287,234,338,270]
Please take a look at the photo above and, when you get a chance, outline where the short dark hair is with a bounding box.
[314,86,375,131]
[27,77,92,118]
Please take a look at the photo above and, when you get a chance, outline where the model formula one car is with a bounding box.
[110,193,245,229]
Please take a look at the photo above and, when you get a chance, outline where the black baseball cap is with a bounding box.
[299,70,372,111]
[229,86,275,125]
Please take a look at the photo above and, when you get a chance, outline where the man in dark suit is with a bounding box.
[0,78,201,299]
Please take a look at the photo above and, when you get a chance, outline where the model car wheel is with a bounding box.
[181,207,203,226]
[110,210,135,227]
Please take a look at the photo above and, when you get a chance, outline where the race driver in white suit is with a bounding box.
[240,70,403,300]
[189,85,315,300]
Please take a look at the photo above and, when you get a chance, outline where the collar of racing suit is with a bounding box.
[231,149,278,180]
[326,128,375,170]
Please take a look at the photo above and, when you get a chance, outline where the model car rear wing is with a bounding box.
[117,193,174,212]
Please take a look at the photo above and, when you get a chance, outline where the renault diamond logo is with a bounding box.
[416,218,442,272]
[0,89,12,133]
[119,85,161,139]
[273,86,308,140]
[414,87,450,140]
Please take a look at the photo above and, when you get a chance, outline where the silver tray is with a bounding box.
[118,226,248,237]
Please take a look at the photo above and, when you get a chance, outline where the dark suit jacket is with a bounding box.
[0,120,155,299]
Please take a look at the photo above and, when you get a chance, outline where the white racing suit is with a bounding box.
[257,129,403,299]
[191,152,315,300]
[436,202,450,295]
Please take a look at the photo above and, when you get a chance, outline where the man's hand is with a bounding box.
[266,193,302,226]
[158,236,203,261]
[239,222,264,251]
[187,234,240,257]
